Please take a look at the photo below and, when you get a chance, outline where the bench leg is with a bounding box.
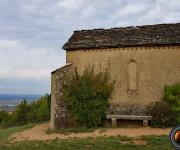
[143,120,148,127]
[112,118,117,127]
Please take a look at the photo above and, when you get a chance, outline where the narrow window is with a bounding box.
[128,60,137,91]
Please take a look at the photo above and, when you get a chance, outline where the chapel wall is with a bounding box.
[66,46,180,113]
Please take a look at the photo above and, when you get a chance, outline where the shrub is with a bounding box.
[164,83,180,110]
[12,100,30,125]
[0,94,51,128]
[32,95,51,122]
[62,66,115,128]
[0,111,12,123]
[148,83,180,127]
[147,101,176,127]
[26,94,51,123]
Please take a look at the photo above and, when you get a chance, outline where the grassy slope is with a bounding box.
[0,124,35,141]
[0,125,173,150]
[0,136,173,150]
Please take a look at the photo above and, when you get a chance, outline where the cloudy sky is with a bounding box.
[0,0,180,94]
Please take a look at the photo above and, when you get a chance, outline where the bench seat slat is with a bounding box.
[106,115,152,120]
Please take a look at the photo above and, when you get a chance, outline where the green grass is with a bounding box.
[0,125,174,150]
[46,127,97,135]
[0,135,173,150]
[0,123,35,141]
[47,127,109,135]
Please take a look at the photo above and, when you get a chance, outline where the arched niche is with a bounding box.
[128,60,137,91]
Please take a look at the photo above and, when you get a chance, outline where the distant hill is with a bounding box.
[0,94,42,112]
[0,94,42,101]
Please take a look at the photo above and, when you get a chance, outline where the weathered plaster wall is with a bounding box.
[50,63,79,129]
[66,46,180,114]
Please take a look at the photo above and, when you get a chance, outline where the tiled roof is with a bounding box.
[63,23,180,50]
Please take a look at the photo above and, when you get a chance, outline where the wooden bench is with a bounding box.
[106,115,152,127]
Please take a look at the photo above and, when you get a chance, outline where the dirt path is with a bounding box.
[10,123,171,141]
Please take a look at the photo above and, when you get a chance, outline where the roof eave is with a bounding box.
[63,43,180,51]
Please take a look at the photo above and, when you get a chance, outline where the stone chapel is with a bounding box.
[50,23,180,129]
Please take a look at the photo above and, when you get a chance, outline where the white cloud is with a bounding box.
[57,0,84,10]
[0,39,65,83]
[0,0,180,93]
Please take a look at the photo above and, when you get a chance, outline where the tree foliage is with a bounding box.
[62,66,115,128]
[148,83,180,127]
[164,83,180,111]
[0,94,51,128]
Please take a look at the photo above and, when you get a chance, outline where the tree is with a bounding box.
[61,66,115,128]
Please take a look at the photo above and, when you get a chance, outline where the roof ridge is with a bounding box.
[73,23,180,33]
